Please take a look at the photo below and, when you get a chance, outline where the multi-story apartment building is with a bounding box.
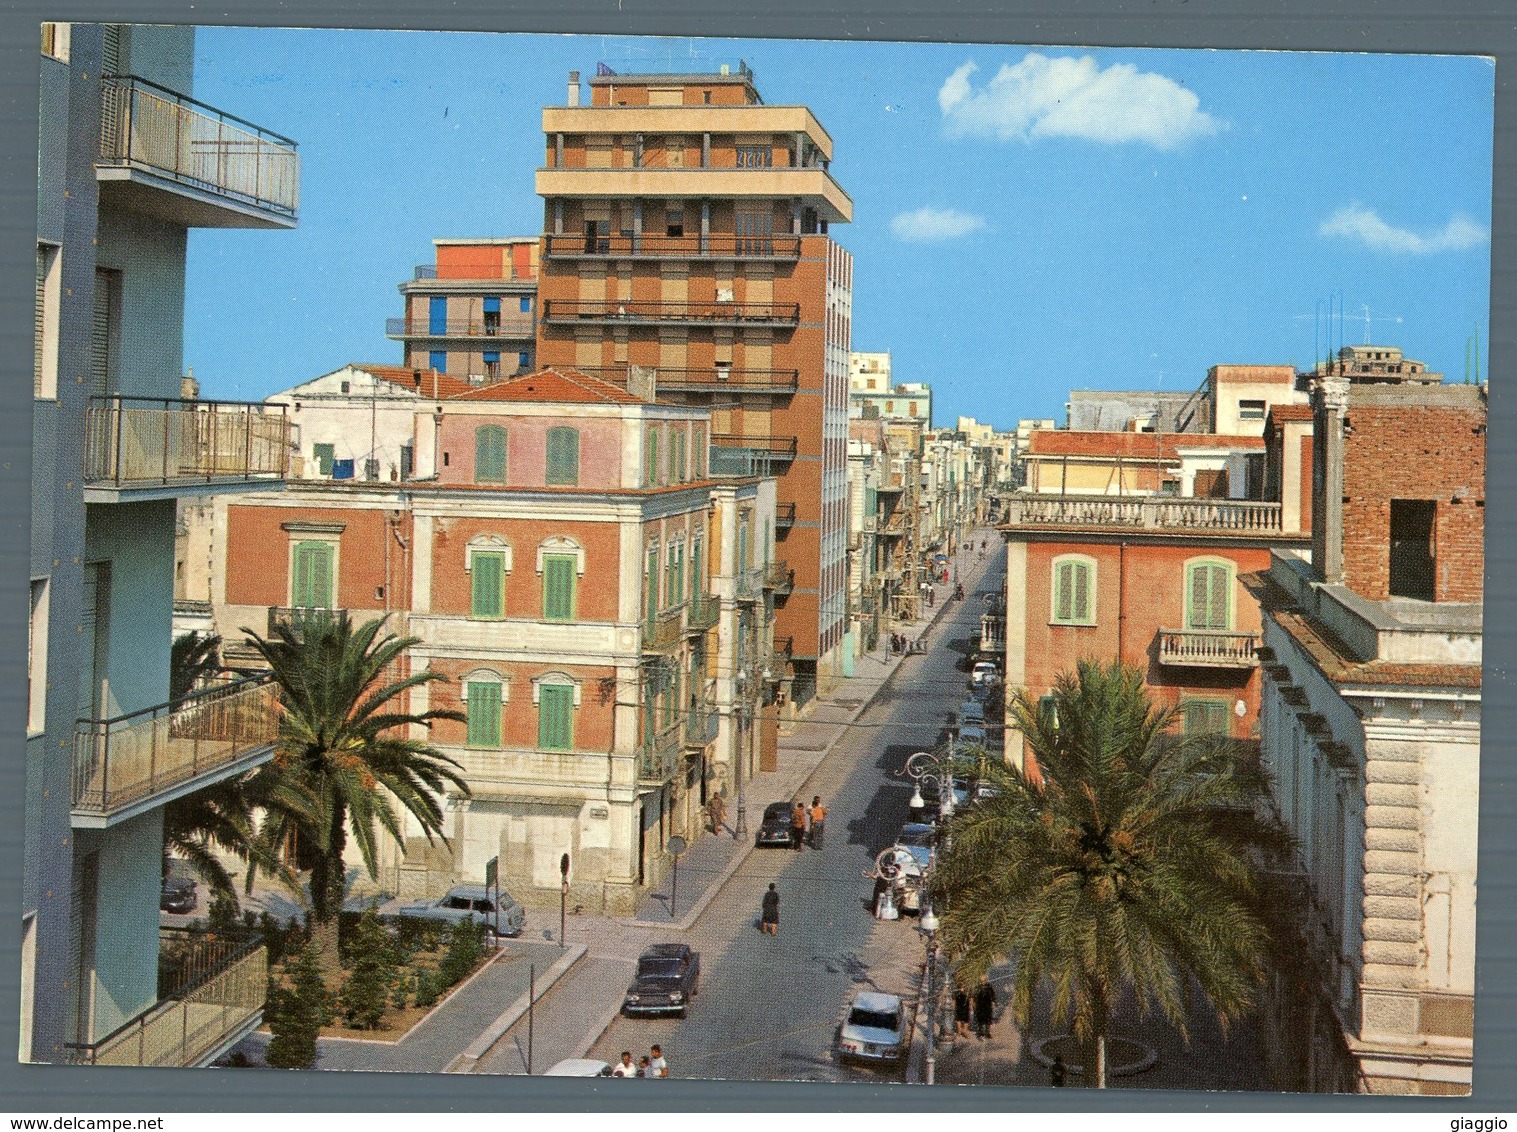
[26,23,297,1064]
[1253,371,1482,1095]
[532,64,853,703]
[200,368,777,913]
[388,237,539,380]
[847,419,886,656]
[849,351,932,426]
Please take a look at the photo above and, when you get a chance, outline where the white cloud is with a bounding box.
[1319,204,1488,255]
[889,206,987,243]
[938,54,1224,150]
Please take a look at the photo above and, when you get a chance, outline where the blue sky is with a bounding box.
[185,29,1494,429]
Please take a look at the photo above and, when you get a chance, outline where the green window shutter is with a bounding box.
[646,548,660,621]
[1072,561,1090,623]
[546,427,579,486]
[471,551,505,618]
[313,444,335,477]
[674,543,685,605]
[1184,700,1228,736]
[674,430,686,482]
[646,426,660,486]
[293,541,333,609]
[1188,563,1232,630]
[1054,561,1072,622]
[543,554,576,621]
[539,684,573,750]
[475,426,507,483]
[1208,564,1230,629]
[466,682,502,747]
[691,538,703,601]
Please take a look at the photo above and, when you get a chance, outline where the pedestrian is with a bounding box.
[761,882,780,934]
[1049,1054,1067,1087]
[809,795,827,849]
[637,1055,653,1078]
[953,985,971,1038]
[612,1051,636,1077]
[707,791,727,836]
[790,801,807,851]
[973,980,997,1039]
[649,1044,669,1078]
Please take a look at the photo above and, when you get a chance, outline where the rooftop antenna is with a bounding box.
[1353,303,1403,345]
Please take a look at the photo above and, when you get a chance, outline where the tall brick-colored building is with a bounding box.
[532,63,853,702]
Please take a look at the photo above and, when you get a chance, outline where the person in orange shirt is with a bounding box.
[809,795,828,849]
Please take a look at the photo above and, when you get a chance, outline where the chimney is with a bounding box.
[413,368,422,390]
[628,364,658,404]
[568,70,581,107]
[180,367,199,401]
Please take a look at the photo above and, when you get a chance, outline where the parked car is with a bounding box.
[390,884,525,937]
[958,722,989,748]
[895,822,936,870]
[544,1058,614,1076]
[623,943,701,1017]
[757,801,795,847]
[838,991,908,1064]
[970,661,1002,689]
[958,700,986,727]
[160,875,198,914]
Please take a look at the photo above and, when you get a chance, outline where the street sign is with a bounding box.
[667,835,687,856]
[484,856,498,889]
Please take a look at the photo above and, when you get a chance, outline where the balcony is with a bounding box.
[84,395,289,503]
[72,675,279,828]
[1001,494,1287,536]
[767,637,794,672]
[1157,628,1261,669]
[764,560,794,596]
[67,930,266,1067]
[733,566,765,602]
[686,595,721,635]
[574,364,799,395]
[639,724,682,782]
[535,164,851,223]
[775,503,797,533]
[643,606,686,654]
[267,606,348,637]
[543,232,804,261]
[541,299,800,328]
[410,264,535,283]
[685,685,720,748]
[97,75,298,229]
[385,316,536,341]
[710,435,799,477]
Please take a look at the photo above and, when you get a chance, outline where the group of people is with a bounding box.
[952,980,998,1041]
[789,795,827,851]
[889,633,923,655]
[611,1045,669,1078]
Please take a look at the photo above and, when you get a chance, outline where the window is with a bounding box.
[470,546,507,619]
[542,553,577,621]
[646,545,660,621]
[1051,555,1095,625]
[483,352,500,381]
[464,677,504,748]
[692,425,706,478]
[691,534,703,601]
[736,145,773,168]
[666,540,685,606]
[1037,693,1059,731]
[535,677,577,750]
[1182,699,1230,736]
[428,296,447,335]
[1239,399,1267,421]
[28,578,49,734]
[645,425,661,486]
[520,296,532,314]
[35,244,60,399]
[670,428,686,483]
[735,209,773,255]
[584,219,611,253]
[291,541,335,609]
[1185,559,1234,631]
[475,425,507,483]
[429,350,446,372]
[483,297,501,335]
[546,426,580,486]
[666,209,684,238]
[518,351,531,370]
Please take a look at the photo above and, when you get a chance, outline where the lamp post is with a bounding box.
[921,905,940,1086]
[900,747,957,828]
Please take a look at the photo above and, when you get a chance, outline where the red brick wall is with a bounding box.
[430,515,625,621]
[1340,402,1486,602]
[428,656,617,751]
[224,502,408,617]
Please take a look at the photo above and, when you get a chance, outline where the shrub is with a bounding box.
[207,888,241,935]
[413,969,441,1009]
[338,909,397,1030]
[436,919,485,988]
[266,945,331,1069]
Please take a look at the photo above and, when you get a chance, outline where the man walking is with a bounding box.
[649,1044,669,1078]
[707,791,727,836]
[790,801,807,851]
[809,795,827,849]
[611,1051,636,1077]
[761,883,780,934]
[973,980,997,1040]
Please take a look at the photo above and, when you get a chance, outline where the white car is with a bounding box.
[838,991,907,1064]
[970,661,1002,688]
[543,1058,614,1076]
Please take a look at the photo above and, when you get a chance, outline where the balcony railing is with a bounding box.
[99,74,299,219]
[85,396,289,492]
[72,675,279,821]
[775,503,797,532]
[411,264,534,282]
[643,606,686,653]
[542,299,800,327]
[385,317,536,340]
[267,606,348,637]
[1157,628,1261,669]
[1001,494,1286,534]
[685,685,720,747]
[764,561,794,595]
[544,233,802,260]
[687,595,721,634]
[733,566,765,602]
[640,725,682,782]
[68,932,266,1067]
[574,365,800,394]
[710,435,800,478]
[768,637,794,670]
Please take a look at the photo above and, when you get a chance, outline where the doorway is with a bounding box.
[1389,499,1436,600]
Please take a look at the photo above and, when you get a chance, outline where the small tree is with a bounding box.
[338,909,397,1030]
[265,944,330,1069]
[436,919,485,988]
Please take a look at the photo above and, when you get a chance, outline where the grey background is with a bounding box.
[1,0,1511,1113]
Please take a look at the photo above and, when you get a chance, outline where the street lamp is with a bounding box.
[921,904,941,1086]
[900,747,957,825]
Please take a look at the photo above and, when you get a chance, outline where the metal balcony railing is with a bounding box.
[639,724,682,782]
[1157,628,1261,668]
[72,675,279,820]
[385,317,535,340]
[686,595,721,634]
[99,75,299,218]
[1001,494,1286,534]
[574,365,800,394]
[67,932,266,1067]
[411,264,534,282]
[543,233,802,260]
[642,606,686,653]
[764,561,794,594]
[85,396,289,491]
[542,299,800,327]
[768,637,794,668]
[733,566,765,602]
[775,503,797,531]
[685,686,720,747]
[267,606,347,637]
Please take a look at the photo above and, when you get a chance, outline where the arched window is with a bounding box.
[532,672,580,750]
[475,425,507,484]
[1184,557,1236,631]
[1050,554,1096,626]
[461,669,507,748]
[546,426,580,486]
[537,536,584,622]
[467,535,511,619]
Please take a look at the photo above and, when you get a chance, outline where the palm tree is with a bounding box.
[931,659,1286,1088]
[242,612,468,967]
[169,630,223,706]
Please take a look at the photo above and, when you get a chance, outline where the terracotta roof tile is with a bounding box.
[1266,404,1315,423]
[449,367,646,405]
[355,364,475,400]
